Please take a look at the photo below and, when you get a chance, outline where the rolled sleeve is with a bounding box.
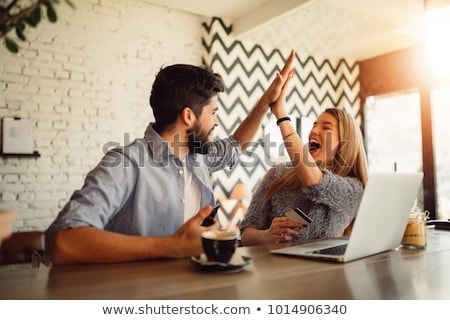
[45,149,136,243]
[205,135,241,172]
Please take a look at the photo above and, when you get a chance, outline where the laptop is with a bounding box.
[270,172,423,263]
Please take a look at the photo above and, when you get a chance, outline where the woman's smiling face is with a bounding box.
[308,112,340,168]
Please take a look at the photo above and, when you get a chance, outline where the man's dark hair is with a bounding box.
[149,64,225,132]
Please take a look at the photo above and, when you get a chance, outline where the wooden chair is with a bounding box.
[0,231,46,267]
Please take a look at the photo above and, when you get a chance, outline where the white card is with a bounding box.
[284,208,312,225]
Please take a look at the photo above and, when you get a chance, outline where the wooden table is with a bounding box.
[1,228,449,300]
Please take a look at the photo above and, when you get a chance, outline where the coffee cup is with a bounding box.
[201,230,238,264]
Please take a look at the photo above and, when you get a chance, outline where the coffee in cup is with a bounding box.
[201,230,238,264]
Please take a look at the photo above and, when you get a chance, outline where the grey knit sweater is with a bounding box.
[239,162,364,240]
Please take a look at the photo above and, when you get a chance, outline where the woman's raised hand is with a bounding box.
[260,50,295,108]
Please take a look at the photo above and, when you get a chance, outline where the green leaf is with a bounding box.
[25,7,42,27]
[5,37,19,53]
[16,26,27,41]
[15,24,26,41]
[45,2,58,22]
[16,20,26,32]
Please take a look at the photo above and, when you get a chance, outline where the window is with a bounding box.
[364,91,424,211]
[431,87,450,219]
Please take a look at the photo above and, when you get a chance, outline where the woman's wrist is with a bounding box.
[276,116,291,126]
[272,111,288,120]
[262,229,273,244]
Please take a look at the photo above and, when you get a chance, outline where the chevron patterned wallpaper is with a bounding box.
[201,17,361,204]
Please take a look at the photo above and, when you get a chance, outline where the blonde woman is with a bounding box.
[240,76,368,245]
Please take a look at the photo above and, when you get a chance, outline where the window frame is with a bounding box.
[358,44,442,220]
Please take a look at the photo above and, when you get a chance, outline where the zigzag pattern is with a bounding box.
[201,17,361,202]
[237,0,376,60]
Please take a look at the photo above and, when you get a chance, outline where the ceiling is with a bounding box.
[146,0,450,61]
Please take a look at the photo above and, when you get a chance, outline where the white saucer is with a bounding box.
[190,253,252,272]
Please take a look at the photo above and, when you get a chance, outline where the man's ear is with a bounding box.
[181,107,195,126]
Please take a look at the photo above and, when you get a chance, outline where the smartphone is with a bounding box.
[284,207,312,225]
[201,203,221,226]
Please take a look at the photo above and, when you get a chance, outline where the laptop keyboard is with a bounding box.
[312,244,347,255]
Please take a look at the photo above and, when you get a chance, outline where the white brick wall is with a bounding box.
[0,0,204,231]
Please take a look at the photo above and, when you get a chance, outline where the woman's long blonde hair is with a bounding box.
[263,108,369,205]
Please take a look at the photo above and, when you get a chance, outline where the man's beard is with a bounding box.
[187,121,213,154]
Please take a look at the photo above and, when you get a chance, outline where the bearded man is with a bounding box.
[46,52,295,264]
